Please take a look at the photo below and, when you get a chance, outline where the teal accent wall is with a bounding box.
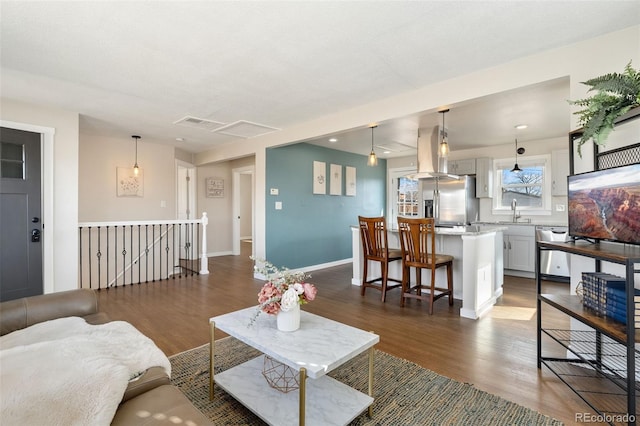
[265,143,386,269]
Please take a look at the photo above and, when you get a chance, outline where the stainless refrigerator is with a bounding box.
[423,175,479,225]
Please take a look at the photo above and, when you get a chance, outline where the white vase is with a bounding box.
[277,304,300,332]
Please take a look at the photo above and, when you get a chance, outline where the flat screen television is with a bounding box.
[568,163,640,245]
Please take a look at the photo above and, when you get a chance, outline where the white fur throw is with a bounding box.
[0,317,171,426]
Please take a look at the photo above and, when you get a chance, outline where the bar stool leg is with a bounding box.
[448,262,454,306]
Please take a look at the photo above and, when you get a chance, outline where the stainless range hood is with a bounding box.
[408,126,459,180]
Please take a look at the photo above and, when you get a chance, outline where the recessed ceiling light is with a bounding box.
[176,137,185,142]
[383,151,391,154]
[515,124,528,130]
[329,138,338,143]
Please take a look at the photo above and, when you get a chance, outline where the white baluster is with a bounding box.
[200,212,210,274]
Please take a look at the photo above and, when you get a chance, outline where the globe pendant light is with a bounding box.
[132,135,141,176]
[367,124,378,167]
[510,138,522,173]
[439,109,450,158]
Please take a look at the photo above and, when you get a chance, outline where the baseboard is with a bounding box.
[207,250,234,257]
[504,270,535,279]
[253,258,353,280]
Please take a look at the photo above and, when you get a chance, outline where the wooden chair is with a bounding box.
[397,217,453,314]
[358,216,402,302]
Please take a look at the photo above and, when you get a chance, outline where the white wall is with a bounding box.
[197,162,233,255]
[195,26,640,262]
[0,99,79,294]
[197,156,255,256]
[79,134,178,221]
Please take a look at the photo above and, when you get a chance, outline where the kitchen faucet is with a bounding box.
[511,199,521,223]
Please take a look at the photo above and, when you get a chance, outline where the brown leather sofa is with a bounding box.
[0,289,212,425]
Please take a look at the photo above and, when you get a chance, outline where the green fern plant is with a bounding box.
[570,61,640,156]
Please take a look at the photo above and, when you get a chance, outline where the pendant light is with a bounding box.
[510,138,522,173]
[132,135,141,176]
[367,124,378,167]
[438,109,450,158]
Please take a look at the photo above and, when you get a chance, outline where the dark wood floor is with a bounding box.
[97,242,592,425]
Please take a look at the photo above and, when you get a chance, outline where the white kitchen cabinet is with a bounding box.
[551,149,570,196]
[448,158,476,175]
[475,157,493,198]
[503,225,535,274]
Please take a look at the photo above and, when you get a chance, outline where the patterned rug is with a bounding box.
[169,337,562,425]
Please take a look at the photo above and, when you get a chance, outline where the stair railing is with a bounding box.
[78,212,209,289]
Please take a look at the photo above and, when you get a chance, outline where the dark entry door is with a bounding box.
[0,127,43,301]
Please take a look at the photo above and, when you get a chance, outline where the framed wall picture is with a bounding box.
[329,164,342,195]
[117,167,143,197]
[206,177,224,197]
[345,166,356,196]
[313,161,326,194]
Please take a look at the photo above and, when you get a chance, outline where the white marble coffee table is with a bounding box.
[209,307,379,426]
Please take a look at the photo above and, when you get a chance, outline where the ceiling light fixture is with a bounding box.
[510,138,523,173]
[368,124,378,167]
[515,124,528,130]
[329,138,338,143]
[132,135,141,176]
[439,109,450,158]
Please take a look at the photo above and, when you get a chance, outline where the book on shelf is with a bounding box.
[581,272,636,322]
[582,272,625,315]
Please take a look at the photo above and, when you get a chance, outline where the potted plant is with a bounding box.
[570,61,640,156]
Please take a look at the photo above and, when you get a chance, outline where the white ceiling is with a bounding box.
[1,1,638,157]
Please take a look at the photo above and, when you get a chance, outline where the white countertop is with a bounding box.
[474,221,568,228]
[387,224,507,236]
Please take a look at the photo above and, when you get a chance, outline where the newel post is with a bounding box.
[200,212,210,275]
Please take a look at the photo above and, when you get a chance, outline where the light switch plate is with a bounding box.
[275,201,282,210]
[270,188,279,195]
[555,204,565,212]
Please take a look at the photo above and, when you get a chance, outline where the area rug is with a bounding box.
[169,337,562,425]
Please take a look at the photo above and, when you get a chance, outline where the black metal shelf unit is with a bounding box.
[537,241,640,425]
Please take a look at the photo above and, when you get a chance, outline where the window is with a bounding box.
[388,167,420,227]
[0,142,25,179]
[493,155,551,213]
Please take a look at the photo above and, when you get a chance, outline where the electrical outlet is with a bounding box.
[270,188,279,195]
[275,201,282,210]
[555,204,565,212]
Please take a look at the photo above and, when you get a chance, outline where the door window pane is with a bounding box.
[0,142,25,179]
[397,177,419,217]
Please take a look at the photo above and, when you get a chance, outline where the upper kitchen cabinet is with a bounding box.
[448,158,476,175]
[475,157,493,198]
[551,149,569,196]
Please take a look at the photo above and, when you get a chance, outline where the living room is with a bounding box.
[2,2,640,425]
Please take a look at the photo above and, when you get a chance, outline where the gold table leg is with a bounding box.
[299,367,306,426]
[209,321,215,401]
[368,344,374,417]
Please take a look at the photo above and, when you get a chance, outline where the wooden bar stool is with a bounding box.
[397,217,453,314]
[358,216,402,302]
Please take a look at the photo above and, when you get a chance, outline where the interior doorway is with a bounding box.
[232,165,254,256]
[176,160,197,270]
[176,160,196,220]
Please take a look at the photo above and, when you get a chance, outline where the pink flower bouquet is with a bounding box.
[250,258,317,324]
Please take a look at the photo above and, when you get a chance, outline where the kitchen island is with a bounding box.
[351,224,506,319]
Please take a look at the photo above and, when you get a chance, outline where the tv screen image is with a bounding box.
[568,163,640,245]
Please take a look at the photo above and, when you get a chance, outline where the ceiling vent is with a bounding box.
[375,141,415,153]
[173,116,226,131]
[212,120,280,138]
